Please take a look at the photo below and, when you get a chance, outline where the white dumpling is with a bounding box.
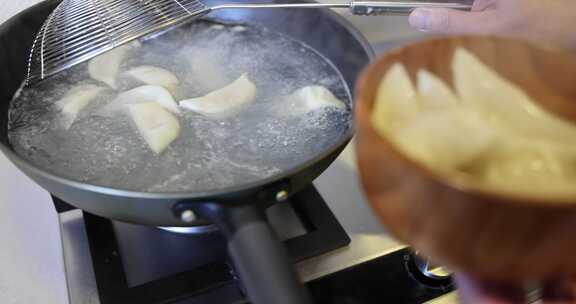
[278,86,346,117]
[417,69,459,109]
[127,102,181,154]
[112,85,180,114]
[125,66,180,92]
[392,107,496,171]
[479,140,576,198]
[180,73,256,117]
[57,84,105,129]
[452,47,576,143]
[89,42,137,88]
[371,63,421,135]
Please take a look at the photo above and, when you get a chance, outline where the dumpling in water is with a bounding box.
[180,73,256,117]
[276,86,346,117]
[89,42,139,88]
[127,102,181,154]
[125,66,180,92]
[57,84,105,129]
[111,85,180,114]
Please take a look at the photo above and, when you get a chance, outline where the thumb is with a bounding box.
[409,8,492,34]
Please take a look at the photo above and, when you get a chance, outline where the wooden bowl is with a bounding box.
[355,36,576,280]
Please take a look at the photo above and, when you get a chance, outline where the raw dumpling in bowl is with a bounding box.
[453,47,576,144]
[371,63,421,134]
[477,139,576,198]
[57,84,105,129]
[274,86,346,117]
[180,73,257,117]
[392,107,497,171]
[417,69,459,110]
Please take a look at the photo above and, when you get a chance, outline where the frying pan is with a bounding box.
[0,0,373,303]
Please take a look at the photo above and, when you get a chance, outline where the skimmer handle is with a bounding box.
[350,1,472,15]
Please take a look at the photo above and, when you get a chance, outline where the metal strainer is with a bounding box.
[26,0,471,85]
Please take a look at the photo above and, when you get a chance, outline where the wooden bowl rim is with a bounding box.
[356,35,576,207]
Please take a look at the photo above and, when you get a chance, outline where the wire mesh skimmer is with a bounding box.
[26,0,471,85]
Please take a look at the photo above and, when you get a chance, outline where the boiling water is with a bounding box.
[8,21,351,193]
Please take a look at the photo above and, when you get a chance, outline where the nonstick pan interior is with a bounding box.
[0,0,373,206]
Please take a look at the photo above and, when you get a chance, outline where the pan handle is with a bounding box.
[350,1,472,15]
[195,202,313,304]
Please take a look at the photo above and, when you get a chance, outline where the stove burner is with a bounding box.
[157,225,218,234]
[53,184,350,304]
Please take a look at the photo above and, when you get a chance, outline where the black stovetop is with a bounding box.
[52,185,453,304]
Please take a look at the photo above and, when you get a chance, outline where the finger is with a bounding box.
[409,8,494,34]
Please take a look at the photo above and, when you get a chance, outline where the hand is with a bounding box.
[408,0,576,50]
[455,273,576,304]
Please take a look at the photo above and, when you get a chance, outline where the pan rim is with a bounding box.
[0,0,375,200]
